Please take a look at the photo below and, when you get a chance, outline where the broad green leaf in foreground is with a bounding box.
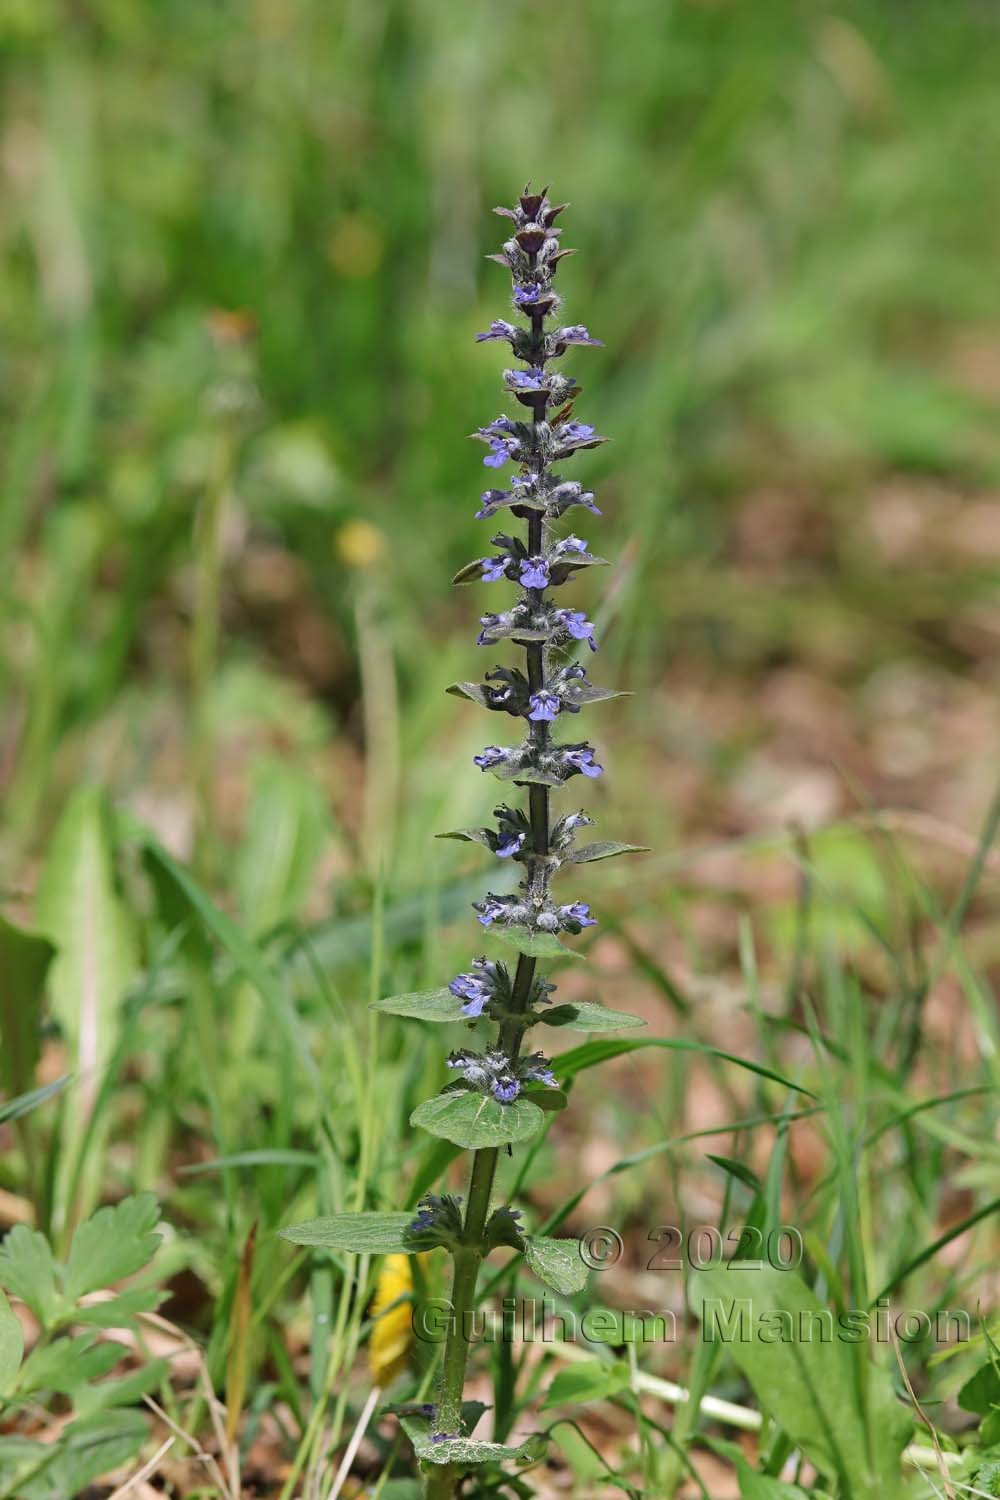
[64,1193,162,1303]
[0,1225,60,1327]
[525,1237,588,1295]
[691,1264,911,1500]
[411,1091,544,1149]
[279,1212,416,1255]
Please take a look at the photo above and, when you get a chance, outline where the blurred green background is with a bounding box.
[4,2,1000,1492]
[3,0,1000,885]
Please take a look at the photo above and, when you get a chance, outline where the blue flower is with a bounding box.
[553,535,589,557]
[476,320,517,344]
[558,325,603,346]
[528,691,561,723]
[505,367,546,391]
[492,1077,520,1103]
[557,609,598,651]
[561,421,596,442]
[481,555,509,582]
[484,436,518,468]
[564,746,603,779]
[449,971,491,1018]
[519,557,550,589]
[514,284,544,306]
[495,829,525,857]
[561,901,597,929]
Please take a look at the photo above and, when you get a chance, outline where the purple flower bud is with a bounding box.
[476,489,509,519]
[557,609,598,651]
[476,320,517,344]
[473,895,506,927]
[528,691,561,723]
[473,746,506,771]
[558,325,603,346]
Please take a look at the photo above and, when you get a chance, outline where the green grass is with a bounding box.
[2,0,1000,1494]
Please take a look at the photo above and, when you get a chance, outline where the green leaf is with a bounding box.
[70,1286,166,1327]
[523,1087,568,1112]
[553,1037,814,1097]
[139,830,321,1094]
[525,1237,588,1295]
[486,926,585,961]
[411,1091,543,1149]
[958,1359,1000,1415]
[370,989,464,1023]
[400,1413,541,1466]
[35,787,138,1200]
[0,1077,69,1127]
[235,754,329,934]
[562,683,628,707]
[0,916,54,1106]
[0,1289,23,1395]
[279,1212,417,1254]
[435,828,495,849]
[536,1001,646,1032]
[446,681,493,708]
[706,1155,762,1193]
[0,1225,59,1327]
[691,1265,911,1499]
[63,1193,161,1303]
[72,1357,168,1417]
[19,1335,126,1396]
[565,842,648,864]
[38,1411,147,1499]
[542,1358,630,1408]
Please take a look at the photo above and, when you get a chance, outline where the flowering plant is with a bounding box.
[283,186,644,1498]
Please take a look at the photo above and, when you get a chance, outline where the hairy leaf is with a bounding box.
[525,1237,588,1295]
[279,1212,417,1254]
[565,842,647,864]
[411,1091,543,1149]
[536,1001,645,1032]
[370,989,465,1023]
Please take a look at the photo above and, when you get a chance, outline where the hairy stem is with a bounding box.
[428,1145,500,1497]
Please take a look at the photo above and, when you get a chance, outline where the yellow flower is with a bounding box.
[368,1253,426,1389]
[337,519,385,570]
